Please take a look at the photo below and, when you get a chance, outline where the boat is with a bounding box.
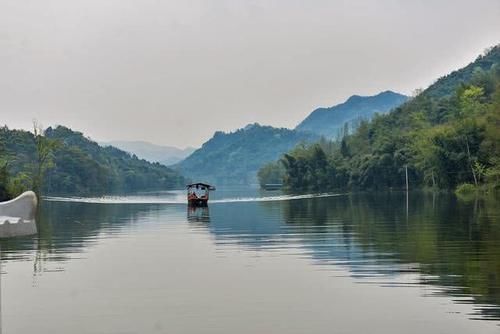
[187,183,215,206]
[262,183,283,190]
[0,191,38,238]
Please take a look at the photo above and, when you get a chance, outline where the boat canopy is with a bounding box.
[186,183,216,191]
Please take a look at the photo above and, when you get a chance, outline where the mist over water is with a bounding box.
[1,189,500,333]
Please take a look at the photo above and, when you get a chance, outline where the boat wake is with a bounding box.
[43,193,343,205]
[211,193,342,203]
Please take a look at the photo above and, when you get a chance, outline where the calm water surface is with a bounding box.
[1,189,500,333]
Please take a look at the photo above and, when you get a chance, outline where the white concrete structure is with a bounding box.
[0,191,38,238]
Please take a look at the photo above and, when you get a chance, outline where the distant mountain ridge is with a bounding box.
[296,91,408,138]
[101,140,195,166]
[177,123,318,185]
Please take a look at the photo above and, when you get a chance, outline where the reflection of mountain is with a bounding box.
[206,200,366,264]
[0,201,174,277]
[2,192,499,321]
[204,193,500,320]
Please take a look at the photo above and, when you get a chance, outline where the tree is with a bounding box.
[340,138,350,158]
[257,162,285,187]
[0,137,10,200]
[0,160,9,200]
[485,157,500,187]
[32,121,60,196]
[459,85,485,116]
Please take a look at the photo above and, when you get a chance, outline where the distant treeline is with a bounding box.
[0,125,185,199]
[259,45,500,192]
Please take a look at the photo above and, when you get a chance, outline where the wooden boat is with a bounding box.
[187,183,215,206]
[0,191,38,238]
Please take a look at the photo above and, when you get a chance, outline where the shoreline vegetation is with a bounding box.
[258,45,500,195]
[0,124,185,201]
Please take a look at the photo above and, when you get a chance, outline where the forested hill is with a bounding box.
[177,123,318,185]
[296,91,408,138]
[0,125,185,197]
[423,45,500,98]
[259,44,500,192]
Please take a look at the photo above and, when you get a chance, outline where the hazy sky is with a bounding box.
[1,0,499,148]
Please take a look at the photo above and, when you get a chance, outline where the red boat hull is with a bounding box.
[188,194,209,207]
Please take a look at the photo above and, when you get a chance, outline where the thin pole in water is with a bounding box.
[405,165,409,192]
[405,165,409,223]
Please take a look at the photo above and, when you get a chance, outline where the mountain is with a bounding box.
[177,123,318,185]
[424,45,500,98]
[267,44,500,191]
[296,91,408,138]
[0,125,185,196]
[101,140,195,166]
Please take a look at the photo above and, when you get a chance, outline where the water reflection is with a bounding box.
[187,206,211,226]
[0,201,168,280]
[204,192,500,320]
[1,191,499,325]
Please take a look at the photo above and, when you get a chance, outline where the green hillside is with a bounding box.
[259,45,500,192]
[0,125,185,198]
[177,123,318,185]
[424,45,500,98]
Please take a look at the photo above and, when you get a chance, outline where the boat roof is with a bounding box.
[186,183,215,189]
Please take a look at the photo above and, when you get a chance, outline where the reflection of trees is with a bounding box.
[207,202,284,248]
[0,201,161,279]
[1,193,498,321]
[279,192,500,320]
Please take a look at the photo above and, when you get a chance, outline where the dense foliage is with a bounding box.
[257,161,286,188]
[295,91,408,138]
[178,123,318,185]
[0,125,185,198]
[260,45,500,192]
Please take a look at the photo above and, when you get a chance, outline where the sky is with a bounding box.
[1,0,500,148]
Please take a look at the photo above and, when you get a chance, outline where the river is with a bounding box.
[1,189,499,333]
